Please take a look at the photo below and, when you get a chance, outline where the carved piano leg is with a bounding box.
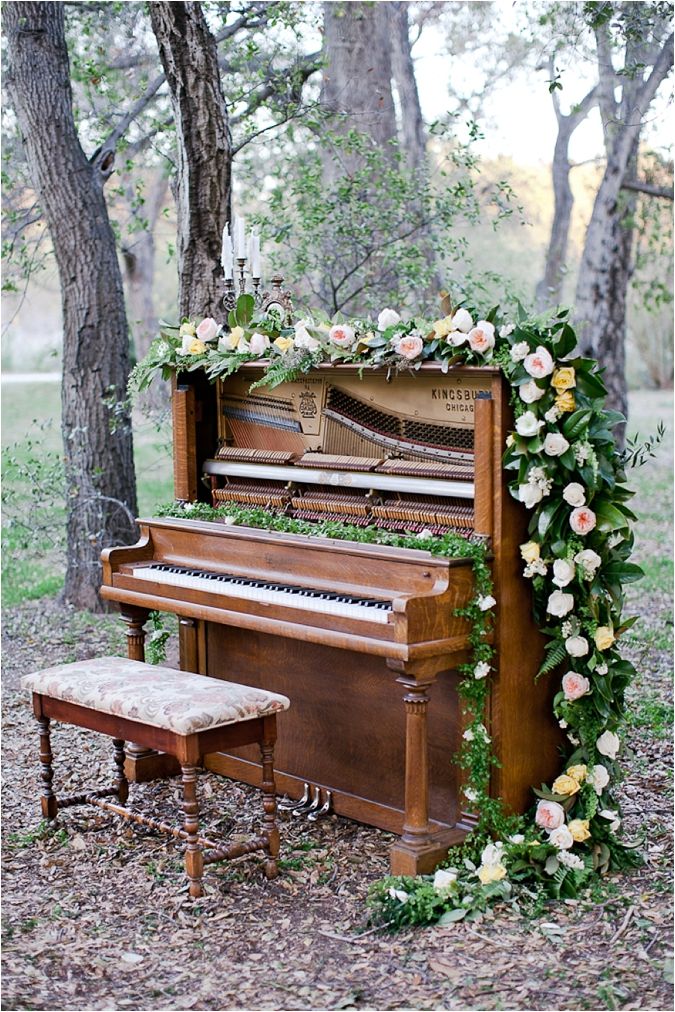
[120,605,180,782]
[389,662,467,877]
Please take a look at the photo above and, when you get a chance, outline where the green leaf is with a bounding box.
[235,294,255,326]
[562,409,592,440]
[437,907,468,924]
[538,501,561,538]
[601,562,644,583]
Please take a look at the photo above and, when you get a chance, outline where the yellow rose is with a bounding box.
[551,367,576,392]
[179,322,196,337]
[520,541,540,564]
[185,337,206,355]
[552,774,581,796]
[478,863,507,884]
[274,336,294,354]
[568,818,591,842]
[594,626,615,651]
[433,316,453,338]
[555,390,576,413]
[566,764,587,783]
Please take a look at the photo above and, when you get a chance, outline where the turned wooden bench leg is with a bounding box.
[37,715,58,820]
[181,763,204,898]
[112,739,129,804]
[260,715,280,880]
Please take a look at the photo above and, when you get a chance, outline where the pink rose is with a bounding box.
[569,506,597,535]
[524,345,554,378]
[467,321,495,354]
[196,317,219,342]
[329,324,356,347]
[535,800,565,831]
[396,335,424,360]
[562,671,590,700]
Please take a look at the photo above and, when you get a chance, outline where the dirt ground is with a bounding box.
[1,579,672,1012]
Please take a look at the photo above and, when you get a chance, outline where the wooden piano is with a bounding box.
[101,363,561,874]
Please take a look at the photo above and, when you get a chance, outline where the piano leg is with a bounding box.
[119,605,180,782]
[389,661,468,877]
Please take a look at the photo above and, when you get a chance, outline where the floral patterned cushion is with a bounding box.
[22,657,290,735]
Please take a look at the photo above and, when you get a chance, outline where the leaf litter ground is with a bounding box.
[2,411,672,1012]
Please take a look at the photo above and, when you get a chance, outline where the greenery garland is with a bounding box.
[133,293,647,925]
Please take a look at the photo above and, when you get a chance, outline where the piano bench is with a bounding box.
[21,657,291,898]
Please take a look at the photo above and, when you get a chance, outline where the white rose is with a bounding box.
[448,330,468,346]
[519,483,544,509]
[500,323,515,338]
[451,308,474,333]
[552,558,576,588]
[519,380,547,404]
[510,341,529,362]
[377,308,401,331]
[549,825,574,850]
[473,661,491,680]
[432,869,458,893]
[480,843,504,866]
[565,635,589,657]
[543,432,571,457]
[588,764,610,795]
[294,324,320,352]
[547,589,574,617]
[248,332,270,357]
[388,887,409,903]
[596,730,621,759]
[574,549,602,577]
[524,345,554,378]
[477,594,496,611]
[515,411,545,438]
[563,483,586,507]
[196,317,220,342]
[508,834,525,844]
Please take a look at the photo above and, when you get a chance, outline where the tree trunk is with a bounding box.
[386,1,427,174]
[5,1,138,611]
[149,2,232,320]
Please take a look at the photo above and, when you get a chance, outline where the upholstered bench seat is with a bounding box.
[22,656,290,898]
[22,657,289,735]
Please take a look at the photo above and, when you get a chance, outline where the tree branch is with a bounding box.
[622,178,674,200]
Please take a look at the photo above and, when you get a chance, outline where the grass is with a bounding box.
[1,380,173,606]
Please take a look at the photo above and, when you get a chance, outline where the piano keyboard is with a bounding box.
[132,563,392,625]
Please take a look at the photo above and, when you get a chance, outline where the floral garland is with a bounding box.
[132,294,643,924]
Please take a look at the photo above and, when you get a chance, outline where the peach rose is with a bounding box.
[396,334,424,360]
[562,671,590,700]
[196,317,219,342]
[329,324,356,347]
[524,345,554,378]
[468,321,495,354]
[569,506,596,535]
[535,799,565,830]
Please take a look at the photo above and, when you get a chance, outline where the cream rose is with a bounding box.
[519,483,544,509]
[432,868,458,893]
[543,432,570,456]
[552,558,576,588]
[396,334,424,360]
[565,635,589,657]
[551,367,576,392]
[549,825,574,850]
[451,308,474,333]
[524,345,554,378]
[561,670,590,700]
[248,332,270,357]
[520,541,540,564]
[574,548,602,578]
[552,773,581,796]
[568,819,591,842]
[388,887,409,903]
[273,336,294,354]
[519,380,546,404]
[196,317,219,342]
[547,589,574,617]
[377,308,401,331]
[587,764,610,795]
[219,325,245,352]
[563,483,586,507]
[535,799,565,830]
[596,730,620,759]
[432,316,452,338]
[569,506,597,535]
[515,411,545,438]
[567,764,587,782]
[594,626,615,651]
[329,323,356,347]
[468,321,495,354]
[555,391,576,413]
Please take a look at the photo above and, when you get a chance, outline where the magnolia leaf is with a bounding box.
[437,907,468,924]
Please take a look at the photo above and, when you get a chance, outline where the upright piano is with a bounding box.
[101,363,561,874]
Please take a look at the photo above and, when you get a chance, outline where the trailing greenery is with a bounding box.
[135,292,648,926]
